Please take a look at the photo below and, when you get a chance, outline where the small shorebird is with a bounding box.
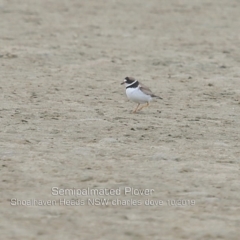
[121,76,162,113]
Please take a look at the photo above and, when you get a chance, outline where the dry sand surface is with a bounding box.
[1,0,240,239]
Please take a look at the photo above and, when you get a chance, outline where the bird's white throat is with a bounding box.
[125,80,138,88]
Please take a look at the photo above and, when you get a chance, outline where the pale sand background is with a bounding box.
[1,0,240,239]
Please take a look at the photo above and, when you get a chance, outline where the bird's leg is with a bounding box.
[137,102,149,112]
[132,104,140,113]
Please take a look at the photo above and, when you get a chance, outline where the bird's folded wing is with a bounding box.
[139,82,155,96]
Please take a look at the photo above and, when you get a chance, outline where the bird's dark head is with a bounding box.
[121,77,136,85]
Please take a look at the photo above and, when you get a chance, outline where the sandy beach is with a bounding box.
[1,0,240,239]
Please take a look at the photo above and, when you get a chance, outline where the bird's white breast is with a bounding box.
[126,87,152,103]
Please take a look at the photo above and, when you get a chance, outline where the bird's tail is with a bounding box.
[152,94,163,99]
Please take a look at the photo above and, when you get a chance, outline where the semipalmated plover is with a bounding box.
[121,77,162,113]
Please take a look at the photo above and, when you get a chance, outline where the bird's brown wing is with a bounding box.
[139,82,156,96]
[139,82,162,99]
